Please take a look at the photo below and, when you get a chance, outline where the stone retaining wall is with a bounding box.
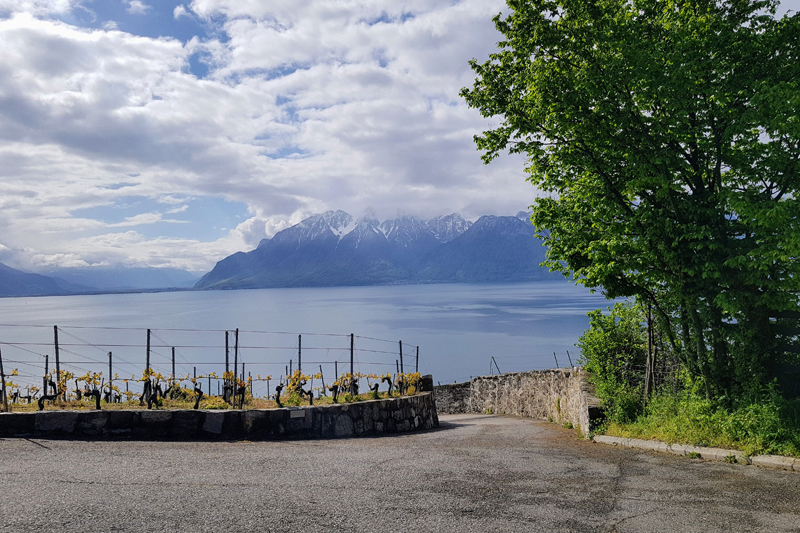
[435,369,602,436]
[0,392,439,440]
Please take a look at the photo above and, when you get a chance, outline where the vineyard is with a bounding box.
[0,324,424,413]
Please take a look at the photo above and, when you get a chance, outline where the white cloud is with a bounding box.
[157,195,191,205]
[0,0,76,16]
[173,4,189,19]
[0,1,535,273]
[126,0,151,15]
[102,20,118,30]
[107,212,163,227]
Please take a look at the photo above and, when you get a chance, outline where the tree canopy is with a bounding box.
[462,0,800,402]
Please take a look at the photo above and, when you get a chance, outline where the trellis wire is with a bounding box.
[0,324,422,398]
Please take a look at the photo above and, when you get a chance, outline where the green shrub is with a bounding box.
[284,392,302,406]
[604,390,800,457]
[578,301,646,425]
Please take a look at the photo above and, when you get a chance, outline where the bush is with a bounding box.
[200,396,230,410]
[578,301,647,424]
[605,390,800,456]
[283,392,302,406]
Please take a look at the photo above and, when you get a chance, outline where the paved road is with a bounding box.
[1,414,798,532]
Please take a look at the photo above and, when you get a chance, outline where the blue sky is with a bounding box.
[61,1,205,41]
[71,195,250,241]
[0,0,797,273]
[56,0,222,78]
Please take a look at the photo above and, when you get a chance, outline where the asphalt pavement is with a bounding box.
[1,414,798,532]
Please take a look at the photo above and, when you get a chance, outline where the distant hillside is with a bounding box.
[196,211,560,289]
[0,263,200,298]
[0,263,84,297]
[40,267,200,291]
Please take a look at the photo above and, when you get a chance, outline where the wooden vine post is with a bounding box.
[44,353,48,398]
[349,333,354,393]
[54,325,61,398]
[0,346,8,412]
[146,328,151,373]
[399,340,404,375]
[233,328,239,407]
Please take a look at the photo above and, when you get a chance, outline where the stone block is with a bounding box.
[220,410,243,439]
[243,410,269,438]
[334,415,353,437]
[35,411,78,434]
[202,411,225,435]
[76,411,110,433]
[751,455,795,471]
[318,413,334,437]
[139,410,172,423]
[287,417,305,433]
[138,410,172,437]
[107,410,134,430]
[0,412,35,435]
[172,410,203,438]
[301,410,313,430]
[348,403,364,420]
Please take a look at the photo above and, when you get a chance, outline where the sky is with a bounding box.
[0,1,798,274]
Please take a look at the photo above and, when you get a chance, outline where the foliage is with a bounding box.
[461,0,800,403]
[342,393,361,403]
[604,390,800,457]
[578,301,648,422]
[284,392,303,406]
[200,396,230,410]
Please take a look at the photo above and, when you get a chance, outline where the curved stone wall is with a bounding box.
[0,392,439,440]
[434,368,603,436]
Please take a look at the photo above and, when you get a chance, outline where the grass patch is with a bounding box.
[601,392,800,457]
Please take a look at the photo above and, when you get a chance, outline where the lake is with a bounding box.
[0,281,612,394]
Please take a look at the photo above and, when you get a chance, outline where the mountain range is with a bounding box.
[0,262,87,297]
[195,211,559,289]
[0,211,560,297]
[0,264,199,297]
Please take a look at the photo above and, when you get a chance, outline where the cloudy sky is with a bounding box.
[0,1,798,274]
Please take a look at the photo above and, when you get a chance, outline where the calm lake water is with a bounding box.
[0,281,611,393]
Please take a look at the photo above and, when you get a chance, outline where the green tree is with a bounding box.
[462,0,800,402]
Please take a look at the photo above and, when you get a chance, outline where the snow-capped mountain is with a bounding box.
[259,210,354,249]
[195,211,559,289]
[427,214,473,243]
